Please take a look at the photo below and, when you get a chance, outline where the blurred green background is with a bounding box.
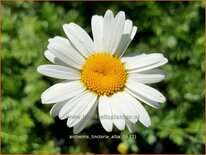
[2,1,205,154]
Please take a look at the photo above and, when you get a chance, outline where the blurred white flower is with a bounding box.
[37,10,168,134]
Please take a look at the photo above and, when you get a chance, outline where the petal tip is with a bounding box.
[36,66,41,73]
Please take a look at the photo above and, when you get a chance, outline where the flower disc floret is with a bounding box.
[81,53,127,96]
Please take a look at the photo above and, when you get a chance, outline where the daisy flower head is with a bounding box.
[37,10,168,134]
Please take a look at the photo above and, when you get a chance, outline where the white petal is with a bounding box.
[138,68,165,74]
[123,92,151,127]
[109,11,125,54]
[47,42,84,70]
[63,23,95,57]
[50,101,67,117]
[66,91,97,127]
[59,91,97,121]
[73,100,98,134]
[131,58,168,72]
[92,15,104,52]
[124,53,168,73]
[103,10,114,53]
[44,50,55,63]
[46,46,80,69]
[37,65,80,80]
[44,50,68,66]
[109,95,125,130]
[126,119,136,133]
[113,92,138,123]
[126,88,160,109]
[115,21,137,57]
[41,81,85,104]
[98,95,113,132]
[58,91,85,119]
[121,53,146,63]
[131,26,137,39]
[126,80,166,103]
[114,20,132,57]
[120,26,137,57]
[125,53,164,70]
[48,36,85,64]
[128,69,165,84]
[123,20,133,36]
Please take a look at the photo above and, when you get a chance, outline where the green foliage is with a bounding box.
[2,1,205,154]
[32,141,60,154]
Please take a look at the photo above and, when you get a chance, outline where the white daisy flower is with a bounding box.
[37,10,168,134]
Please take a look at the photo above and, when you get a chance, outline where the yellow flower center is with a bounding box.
[81,53,127,96]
